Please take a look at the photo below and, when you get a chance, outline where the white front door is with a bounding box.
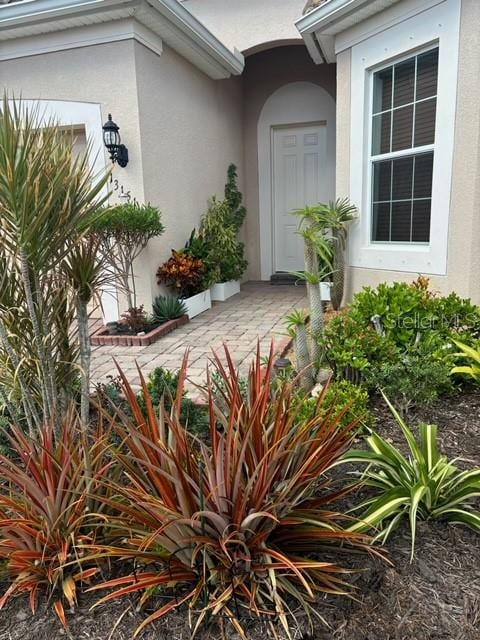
[272,123,328,273]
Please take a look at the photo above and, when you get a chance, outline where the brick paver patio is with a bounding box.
[91,282,307,395]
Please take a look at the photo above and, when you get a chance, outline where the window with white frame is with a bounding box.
[370,47,438,243]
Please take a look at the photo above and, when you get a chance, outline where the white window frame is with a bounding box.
[369,45,438,245]
[348,0,461,275]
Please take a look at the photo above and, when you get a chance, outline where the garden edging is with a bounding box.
[91,315,189,347]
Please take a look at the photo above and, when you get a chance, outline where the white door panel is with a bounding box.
[272,124,328,273]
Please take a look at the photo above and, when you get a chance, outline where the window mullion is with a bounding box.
[410,155,416,242]
[389,63,395,154]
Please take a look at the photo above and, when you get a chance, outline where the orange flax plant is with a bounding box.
[87,346,377,638]
[0,408,116,626]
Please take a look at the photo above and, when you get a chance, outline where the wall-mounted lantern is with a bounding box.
[102,114,129,167]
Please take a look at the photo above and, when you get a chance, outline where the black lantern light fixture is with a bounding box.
[102,114,129,167]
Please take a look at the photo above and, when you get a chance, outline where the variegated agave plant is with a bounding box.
[344,395,480,558]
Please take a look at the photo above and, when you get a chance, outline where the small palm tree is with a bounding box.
[292,206,333,371]
[285,309,313,390]
[316,198,358,310]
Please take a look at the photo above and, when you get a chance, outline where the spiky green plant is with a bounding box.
[85,347,376,639]
[0,95,110,433]
[152,295,187,324]
[343,396,480,558]
[451,339,480,382]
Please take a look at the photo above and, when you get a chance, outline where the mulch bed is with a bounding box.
[1,391,479,640]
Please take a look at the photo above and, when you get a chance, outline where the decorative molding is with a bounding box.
[0,17,163,61]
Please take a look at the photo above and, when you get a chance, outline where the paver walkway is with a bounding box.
[91,282,307,394]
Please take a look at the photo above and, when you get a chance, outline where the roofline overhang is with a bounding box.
[295,0,399,64]
[0,0,245,78]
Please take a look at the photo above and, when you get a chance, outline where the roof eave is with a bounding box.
[295,0,399,64]
[0,0,244,79]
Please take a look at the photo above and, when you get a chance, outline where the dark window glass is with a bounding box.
[373,67,393,113]
[373,160,392,201]
[413,152,434,198]
[372,203,390,241]
[414,98,436,146]
[416,49,439,100]
[392,105,413,151]
[411,200,431,241]
[391,201,412,241]
[372,112,391,154]
[371,49,437,243]
[393,58,415,107]
[392,157,413,200]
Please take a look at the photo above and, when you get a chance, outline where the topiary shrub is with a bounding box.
[91,202,164,309]
[200,197,247,283]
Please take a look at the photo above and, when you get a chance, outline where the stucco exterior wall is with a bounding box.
[133,41,244,305]
[0,40,145,205]
[243,45,336,279]
[1,37,245,311]
[181,0,306,54]
[338,0,480,303]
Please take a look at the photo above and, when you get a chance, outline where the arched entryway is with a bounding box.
[242,45,337,281]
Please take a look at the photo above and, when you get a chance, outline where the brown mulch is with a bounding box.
[0,392,479,640]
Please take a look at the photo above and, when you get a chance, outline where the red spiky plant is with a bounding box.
[87,346,378,638]
[0,409,115,626]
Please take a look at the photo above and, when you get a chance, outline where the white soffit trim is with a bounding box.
[0,18,163,60]
[0,0,244,79]
[295,0,403,63]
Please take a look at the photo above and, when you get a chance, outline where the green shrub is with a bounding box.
[322,312,399,379]
[344,398,480,558]
[224,163,246,232]
[138,366,209,435]
[320,279,480,401]
[200,197,247,283]
[152,295,187,323]
[295,380,374,431]
[351,280,480,346]
[364,344,453,415]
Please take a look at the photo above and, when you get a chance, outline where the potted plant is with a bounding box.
[156,247,211,319]
[204,165,248,301]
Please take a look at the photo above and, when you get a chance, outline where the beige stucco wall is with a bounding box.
[181,0,306,54]
[243,45,336,279]
[0,40,145,205]
[133,40,244,306]
[1,37,245,312]
[337,0,480,303]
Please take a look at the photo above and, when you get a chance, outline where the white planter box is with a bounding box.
[210,280,241,302]
[183,289,212,319]
[320,282,332,301]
